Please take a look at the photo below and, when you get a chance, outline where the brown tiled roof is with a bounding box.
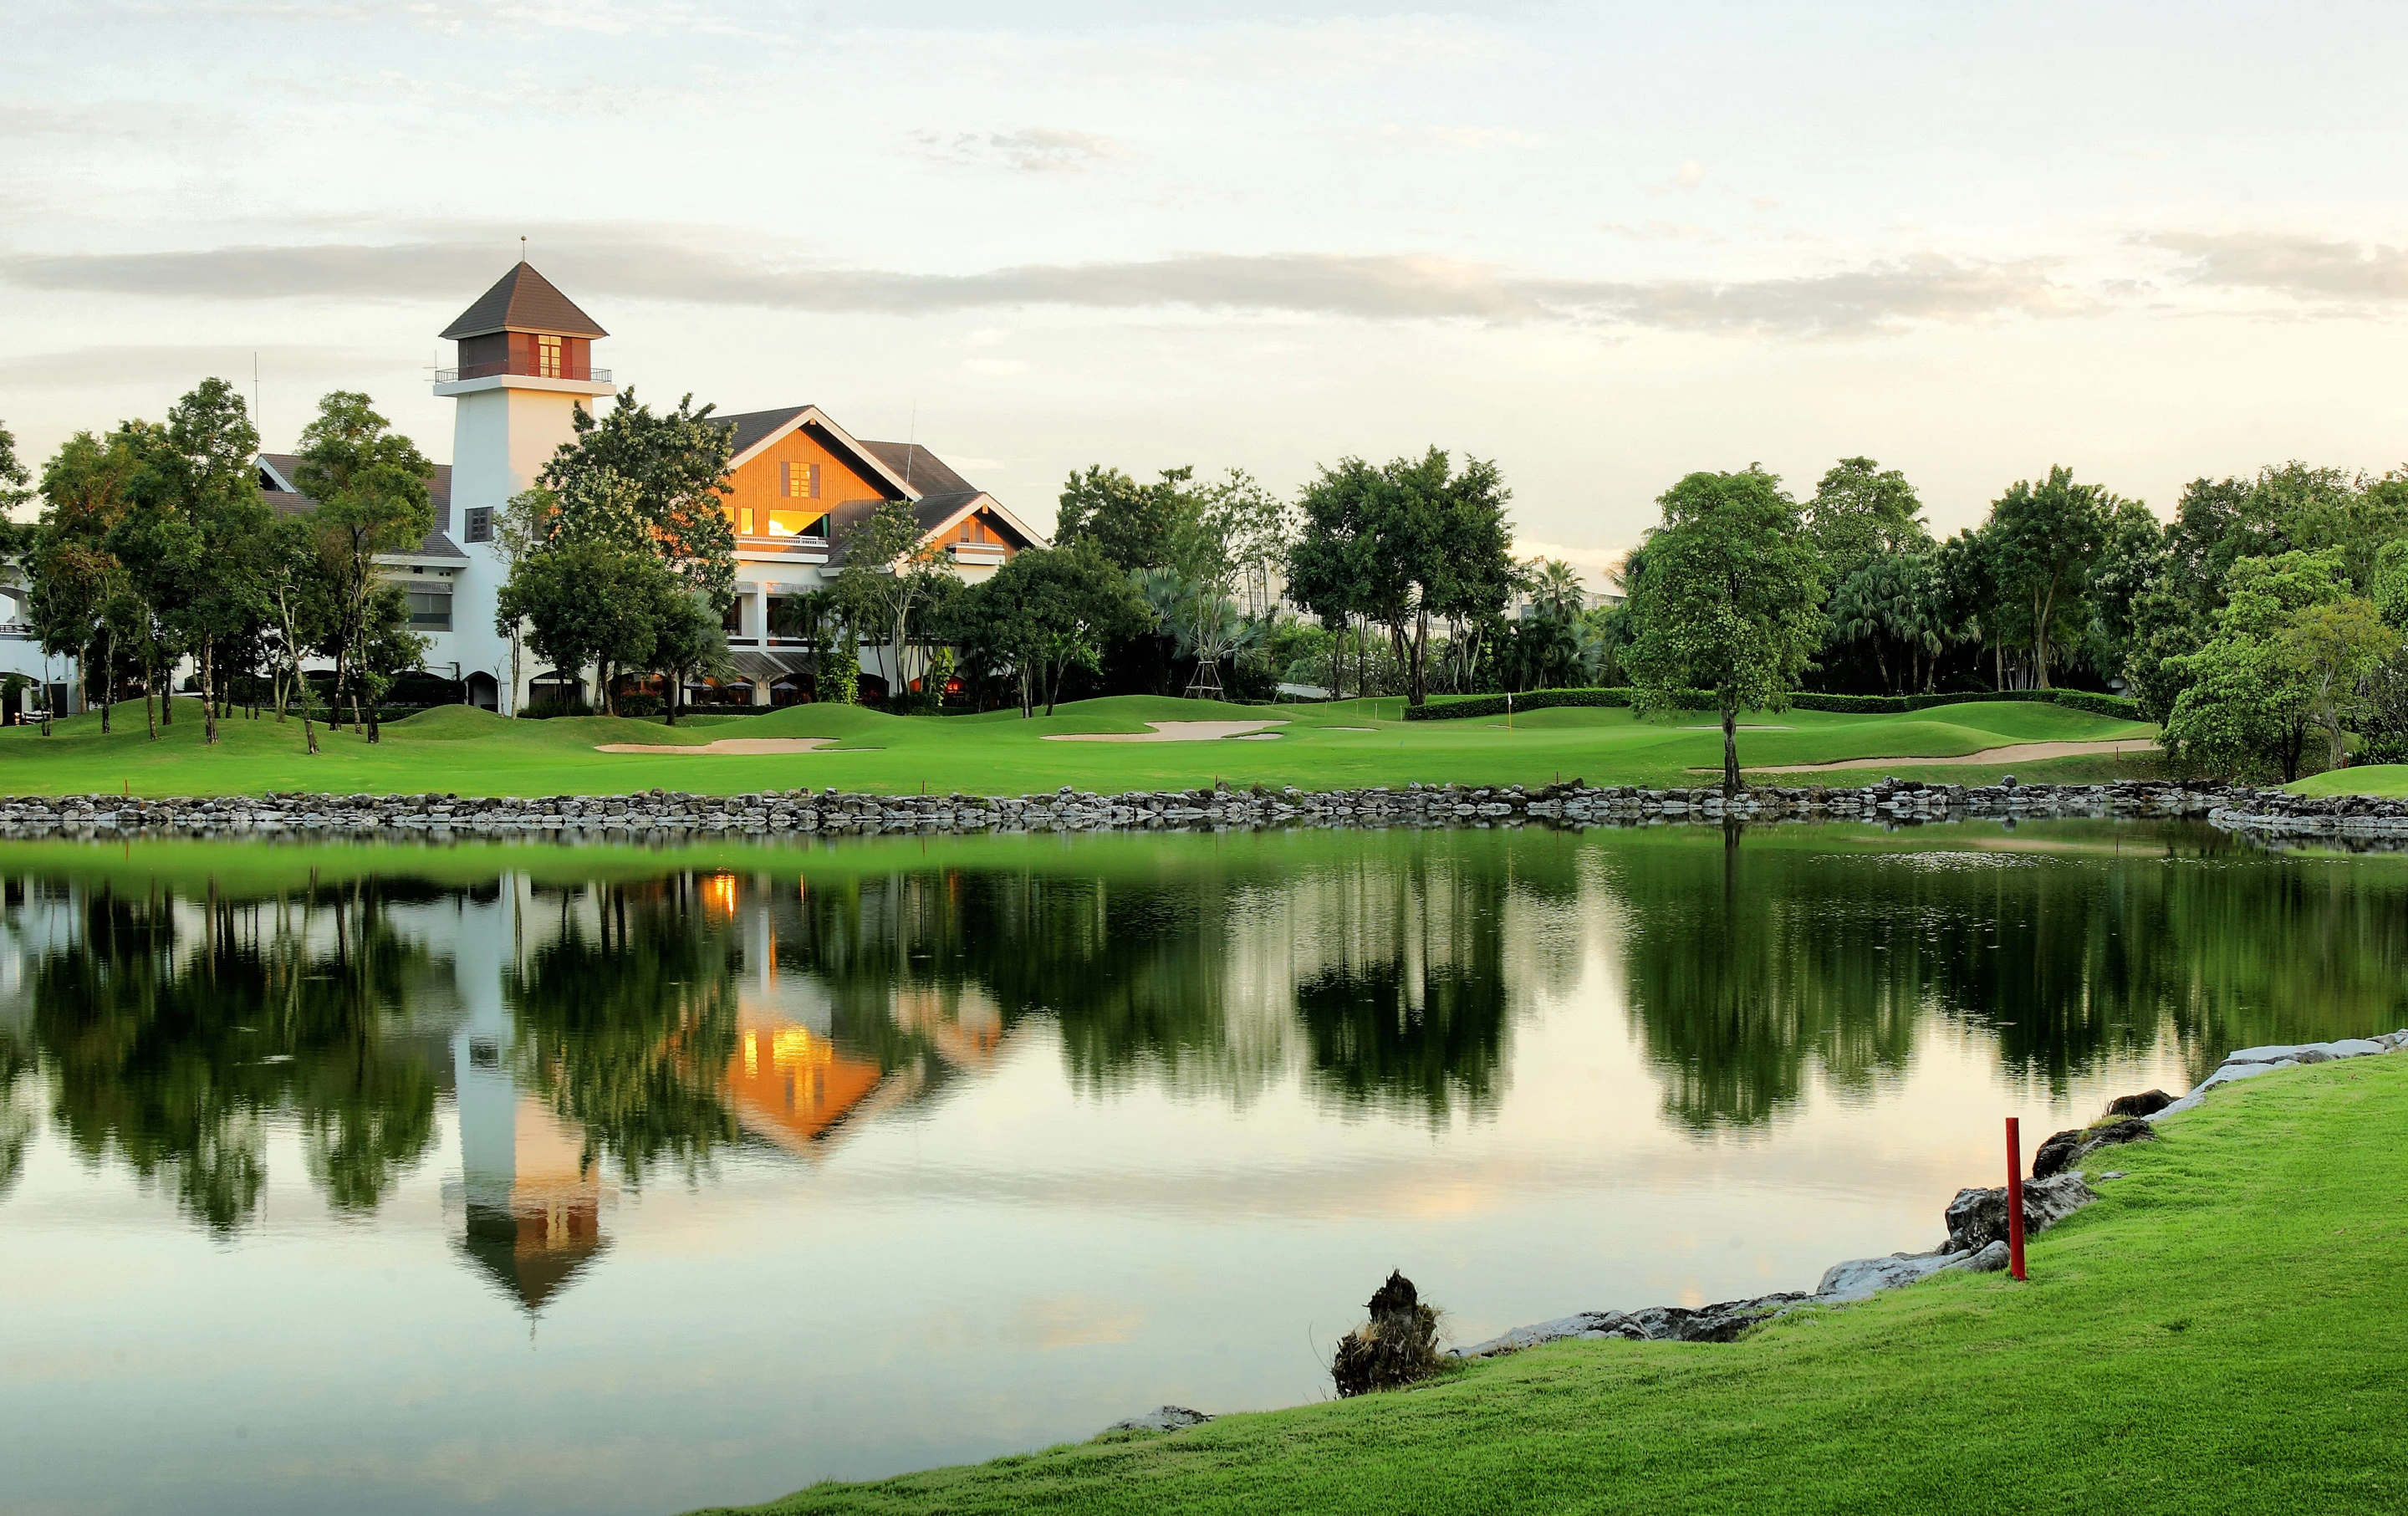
[258,453,467,560]
[712,406,814,459]
[439,263,609,341]
[862,439,975,496]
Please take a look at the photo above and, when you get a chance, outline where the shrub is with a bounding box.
[1404,687,2143,722]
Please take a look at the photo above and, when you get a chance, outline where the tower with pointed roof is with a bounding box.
[434,263,615,709]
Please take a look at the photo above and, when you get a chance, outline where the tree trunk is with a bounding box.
[160,658,172,726]
[1721,701,1742,798]
[99,636,113,734]
[2033,585,2054,689]
[1410,606,1430,707]
[664,668,678,726]
[202,641,218,745]
[145,661,157,741]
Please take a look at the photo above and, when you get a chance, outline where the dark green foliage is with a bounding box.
[1403,687,2139,722]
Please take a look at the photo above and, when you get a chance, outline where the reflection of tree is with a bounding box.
[506,879,740,1182]
[1615,827,2408,1130]
[0,1030,35,1202]
[1292,850,1514,1123]
[21,882,437,1230]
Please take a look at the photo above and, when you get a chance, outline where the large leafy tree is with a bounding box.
[957,544,1152,715]
[0,421,26,513]
[132,378,273,744]
[1986,466,2118,687]
[2161,549,2353,781]
[293,392,434,740]
[1804,457,1928,587]
[1288,449,1513,707]
[1625,467,1826,794]
[26,429,142,733]
[495,537,674,715]
[542,388,737,609]
[1055,465,1212,574]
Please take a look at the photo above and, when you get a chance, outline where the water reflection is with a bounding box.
[2,823,2405,1305]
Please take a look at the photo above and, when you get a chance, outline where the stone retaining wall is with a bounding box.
[0,775,2393,841]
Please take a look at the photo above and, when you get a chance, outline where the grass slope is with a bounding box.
[708,1055,2408,1516]
[2292,763,2408,799]
[0,696,2159,799]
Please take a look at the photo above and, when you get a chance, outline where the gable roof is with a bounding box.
[712,404,923,501]
[860,439,975,497]
[440,263,609,341]
[258,453,468,561]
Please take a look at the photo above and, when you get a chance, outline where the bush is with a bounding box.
[614,694,664,717]
[1404,687,2143,722]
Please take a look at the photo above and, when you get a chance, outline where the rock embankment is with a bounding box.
[0,775,2384,840]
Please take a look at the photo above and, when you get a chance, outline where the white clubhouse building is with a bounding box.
[3,262,1044,715]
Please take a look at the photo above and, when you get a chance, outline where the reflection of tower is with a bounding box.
[449,878,607,1314]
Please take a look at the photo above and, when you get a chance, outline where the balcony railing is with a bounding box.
[434,362,612,384]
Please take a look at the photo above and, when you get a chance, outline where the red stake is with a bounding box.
[2005,1116,2028,1281]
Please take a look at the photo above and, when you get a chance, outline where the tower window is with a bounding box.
[536,334,563,378]
[464,508,493,544]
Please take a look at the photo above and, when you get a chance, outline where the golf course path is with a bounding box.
[1044,720,1288,743]
[594,738,843,755]
[1734,738,2158,773]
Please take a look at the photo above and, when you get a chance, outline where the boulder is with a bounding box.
[1944,1171,2098,1253]
[2103,1089,2174,1120]
[2074,1117,2156,1165]
[1105,1406,1212,1434]
[2030,1127,2087,1181]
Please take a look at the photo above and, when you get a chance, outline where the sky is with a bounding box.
[5,0,2407,581]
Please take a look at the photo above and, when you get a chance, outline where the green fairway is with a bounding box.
[2292,763,2408,798]
[703,1054,2408,1516]
[0,694,2158,799]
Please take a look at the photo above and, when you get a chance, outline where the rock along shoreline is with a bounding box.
[1106,1029,2408,1437]
[0,775,2400,842]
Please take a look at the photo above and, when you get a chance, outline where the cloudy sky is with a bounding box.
[6,1,2406,575]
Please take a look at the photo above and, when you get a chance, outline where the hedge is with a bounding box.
[1402,687,2141,722]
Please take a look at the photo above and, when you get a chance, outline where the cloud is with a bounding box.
[1513,540,1628,589]
[0,344,390,389]
[0,237,2090,338]
[910,127,1130,173]
[962,357,1028,376]
[0,104,238,140]
[2145,231,2408,304]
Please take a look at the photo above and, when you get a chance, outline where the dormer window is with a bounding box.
[781,462,819,498]
[536,334,563,378]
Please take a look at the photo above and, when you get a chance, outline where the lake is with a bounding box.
[3,821,2402,1516]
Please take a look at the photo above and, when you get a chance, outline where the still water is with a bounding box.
[3,822,2403,1515]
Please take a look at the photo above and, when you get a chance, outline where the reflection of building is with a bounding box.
[724,1012,888,1156]
[442,881,610,1315]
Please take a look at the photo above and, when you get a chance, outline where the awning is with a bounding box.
[727,651,807,682]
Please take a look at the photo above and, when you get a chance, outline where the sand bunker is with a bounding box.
[595,737,843,755]
[1043,719,1288,743]
[1732,738,2158,774]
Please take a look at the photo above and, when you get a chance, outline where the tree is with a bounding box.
[27,429,141,734]
[488,487,555,717]
[494,539,669,715]
[0,421,27,513]
[2161,549,2351,781]
[1288,449,1514,707]
[1986,467,2116,687]
[957,544,1151,715]
[542,388,737,610]
[1805,457,1928,586]
[129,378,272,745]
[293,392,435,741]
[645,580,732,725]
[2282,598,2399,772]
[831,498,946,702]
[1625,467,1826,794]
[1055,465,1210,574]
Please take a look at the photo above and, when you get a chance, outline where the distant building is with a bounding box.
[269,261,1049,712]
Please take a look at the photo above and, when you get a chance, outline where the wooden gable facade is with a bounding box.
[721,415,902,544]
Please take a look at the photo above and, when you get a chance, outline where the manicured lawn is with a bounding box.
[0,694,2159,799]
[2293,763,2408,799]
[700,1054,2408,1516]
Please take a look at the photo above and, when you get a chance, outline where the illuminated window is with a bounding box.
[781,462,820,498]
[535,334,563,378]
